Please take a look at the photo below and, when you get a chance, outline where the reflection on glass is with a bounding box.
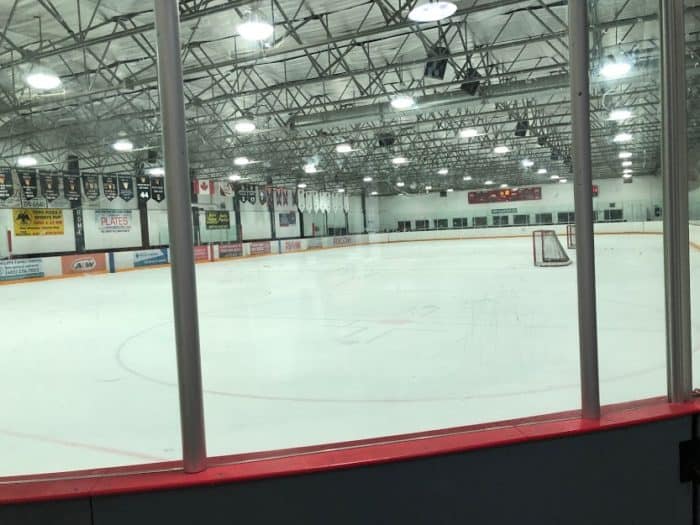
[589,1,665,404]
[0,4,179,477]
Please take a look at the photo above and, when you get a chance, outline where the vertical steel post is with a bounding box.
[568,0,600,419]
[153,0,207,473]
[660,0,692,402]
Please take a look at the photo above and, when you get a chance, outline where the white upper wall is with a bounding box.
[376,176,663,231]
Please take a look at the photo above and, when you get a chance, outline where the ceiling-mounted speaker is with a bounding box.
[377,133,396,148]
[537,135,547,146]
[424,46,449,80]
[460,67,482,96]
[515,120,529,137]
[66,154,80,174]
[551,151,560,161]
[148,149,158,164]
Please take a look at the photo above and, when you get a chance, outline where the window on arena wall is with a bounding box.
[0,3,180,478]
[415,220,429,230]
[557,212,575,224]
[514,214,530,225]
[434,219,448,229]
[473,217,488,228]
[535,213,553,225]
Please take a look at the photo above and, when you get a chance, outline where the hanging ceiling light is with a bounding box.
[484,180,494,185]
[600,59,632,79]
[618,151,633,159]
[623,173,633,179]
[408,1,457,22]
[460,128,479,139]
[621,160,632,167]
[24,66,62,90]
[112,139,134,152]
[396,181,405,187]
[336,143,352,154]
[559,178,568,183]
[425,185,433,191]
[493,145,510,154]
[613,132,633,143]
[438,168,449,175]
[446,188,454,192]
[237,9,274,41]
[146,167,165,176]
[521,159,534,168]
[550,174,560,180]
[392,156,408,165]
[608,109,632,122]
[538,168,548,175]
[228,174,242,181]
[500,183,508,189]
[297,182,307,188]
[390,95,416,110]
[16,155,37,167]
[337,188,345,193]
[234,120,256,133]
[463,175,472,181]
[371,191,378,196]
[363,176,373,182]
[303,163,317,174]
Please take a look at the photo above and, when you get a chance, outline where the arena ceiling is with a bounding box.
[0,0,699,195]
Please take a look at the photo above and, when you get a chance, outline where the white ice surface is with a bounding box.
[1,235,699,477]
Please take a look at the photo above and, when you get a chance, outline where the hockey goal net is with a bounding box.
[532,230,571,267]
[566,224,576,249]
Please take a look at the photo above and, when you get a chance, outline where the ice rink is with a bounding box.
[2,233,699,477]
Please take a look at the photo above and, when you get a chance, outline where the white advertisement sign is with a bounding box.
[96,210,133,233]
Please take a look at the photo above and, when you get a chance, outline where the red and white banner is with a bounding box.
[193,179,216,196]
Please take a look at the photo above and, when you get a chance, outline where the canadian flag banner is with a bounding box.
[192,178,215,195]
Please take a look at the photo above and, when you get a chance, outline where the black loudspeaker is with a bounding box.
[440,191,447,197]
[424,46,449,80]
[460,67,481,95]
[66,154,79,174]
[515,120,529,137]
[537,135,547,146]
[148,149,158,163]
[655,206,662,217]
[377,133,396,148]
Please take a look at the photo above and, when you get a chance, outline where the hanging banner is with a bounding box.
[18,169,38,200]
[258,186,268,206]
[312,191,320,213]
[39,172,59,202]
[136,174,151,201]
[118,175,134,202]
[151,176,165,203]
[13,209,64,236]
[102,175,118,201]
[219,181,235,197]
[63,173,82,202]
[83,173,100,200]
[238,184,257,205]
[343,193,350,212]
[205,210,230,230]
[96,210,132,233]
[0,169,13,200]
[297,190,306,212]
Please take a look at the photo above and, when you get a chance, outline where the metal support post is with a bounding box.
[660,0,692,402]
[153,0,207,473]
[568,0,601,419]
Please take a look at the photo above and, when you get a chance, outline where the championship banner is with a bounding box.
[17,169,38,200]
[0,169,13,200]
[96,210,132,233]
[63,174,82,202]
[103,175,118,201]
[61,253,106,275]
[205,210,230,230]
[219,181,235,197]
[136,174,151,201]
[258,186,268,206]
[118,174,134,202]
[332,192,341,212]
[312,191,320,213]
[83,173,100,200]
[40,172,60,201]
[297,190,306,212]
[343,193,350,212]
[150,176,165,203]
[13,209,64,236]
[238,184,257,205]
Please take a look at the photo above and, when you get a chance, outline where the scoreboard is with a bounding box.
[468,186,542,204]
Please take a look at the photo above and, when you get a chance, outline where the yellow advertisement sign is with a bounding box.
[13,209,65,236]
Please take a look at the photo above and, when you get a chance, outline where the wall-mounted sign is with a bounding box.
[13,209,64,236]
[205,210,230,230]
[468,186,542,204]
[96,210,132,233]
